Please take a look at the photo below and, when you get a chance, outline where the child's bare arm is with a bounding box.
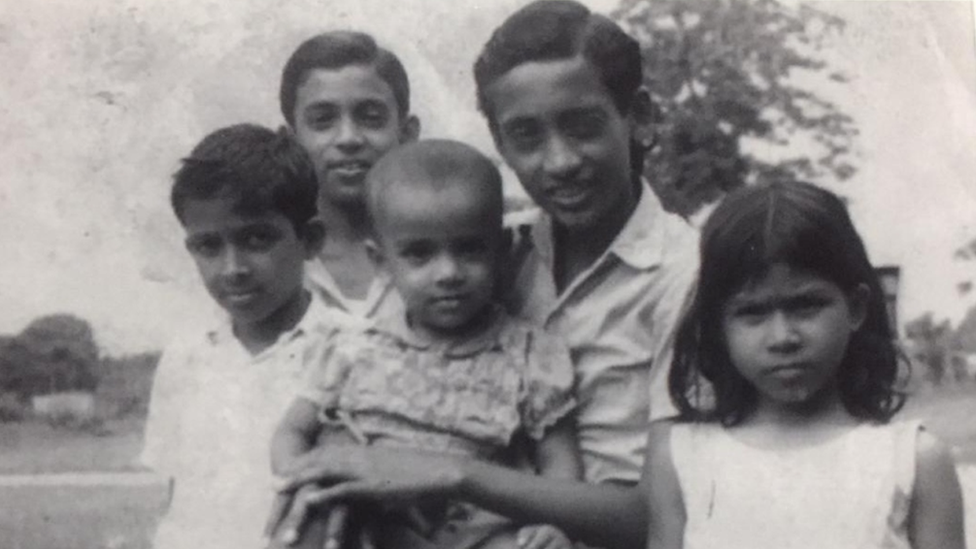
[642,421,684,549]
[908,431,966,549]
[533,416,582,480]
[271,397,321,475]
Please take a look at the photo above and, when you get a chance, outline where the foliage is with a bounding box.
[613,0,857,216]
[0,314,100,399]
[905,313,956,385]
[95,351,161,419]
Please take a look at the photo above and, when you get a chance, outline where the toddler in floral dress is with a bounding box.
[269,140,581,549]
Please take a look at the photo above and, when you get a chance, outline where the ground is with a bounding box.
[1,385,974,548]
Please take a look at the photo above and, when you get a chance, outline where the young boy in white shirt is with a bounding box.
[141,123,336,549]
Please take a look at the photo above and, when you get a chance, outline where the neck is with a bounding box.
[553,182,640,289]
[318,198,371,244]
[233,290,311,354]
[748,386,851,434]
[408,304,496,344]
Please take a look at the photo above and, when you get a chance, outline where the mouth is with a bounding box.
[547,184,592,210]
[429,294,471,309]
[221,289,262,306]
[327,160,371,179]
[766,364,811,379]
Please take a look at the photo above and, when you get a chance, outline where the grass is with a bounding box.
[0,484,168,549]
[0,417,146,474]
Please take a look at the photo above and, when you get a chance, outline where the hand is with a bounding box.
[272,445,465,543]
[517,524,573,549]
[264,484,351,549]
[277,444,463,500]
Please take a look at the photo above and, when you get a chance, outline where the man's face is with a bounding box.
[485,56,636,231]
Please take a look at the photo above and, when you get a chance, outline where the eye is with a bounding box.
[236,227,282,252]
[561,110,606,140]
[502,120,543,151]
[355,102,390,129]
[728,303,769,325]
[303,106,339,130]
[453,238,490,258]
[398,242,435,265]
[185,235,222,258]
[786,296,830,318]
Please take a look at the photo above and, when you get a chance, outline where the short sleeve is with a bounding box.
[139,339,192,474]
[518,327,577,440]
[295,329,352,408]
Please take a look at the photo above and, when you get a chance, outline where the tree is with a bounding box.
[613,0,857,217]
[9,314,101,396]
[904,313,955,385]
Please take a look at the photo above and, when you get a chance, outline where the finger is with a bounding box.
[263,492,294,541]
[303,481,374,506]
[322,504,349,549]
[278,485,320,546]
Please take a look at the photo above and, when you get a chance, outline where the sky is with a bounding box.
[0,0,974,354]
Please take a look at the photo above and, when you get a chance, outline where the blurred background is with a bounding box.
[0,0,974,547]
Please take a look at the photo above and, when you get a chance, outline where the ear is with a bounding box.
[399,114,421,143]
[629,88,661,151]
[847,283,871,332]
[365,237,386,271]
[299,217,326,259]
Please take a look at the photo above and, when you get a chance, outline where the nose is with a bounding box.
[766,311,802,353]
[433,253,464,287]
[220,246,251,280]
[335,116,365,151]
[541,134,583,179]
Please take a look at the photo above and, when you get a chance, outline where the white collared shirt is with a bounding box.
[507,183,699,484]
[303,258,402,321]
[141,295,341,549]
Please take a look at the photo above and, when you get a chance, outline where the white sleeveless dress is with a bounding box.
[669,420,920,549]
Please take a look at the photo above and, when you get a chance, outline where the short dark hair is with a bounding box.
[279,31,410,126]
[670,181,906,425]
[474,0,642,131]
[365,139,503,236]
[171,123,318,232]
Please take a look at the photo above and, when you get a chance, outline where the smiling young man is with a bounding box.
[279,32,420,321]
[474,0,699,486]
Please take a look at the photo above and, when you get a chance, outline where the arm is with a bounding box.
[641,421,684,549]
[534,416,583,481]
[270,397,321,475]
[908,431,966,549]
[275,444,646,549]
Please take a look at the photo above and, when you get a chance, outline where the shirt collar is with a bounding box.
[205,291,330,351]
[529,180,670,271]
[372,304,508,358]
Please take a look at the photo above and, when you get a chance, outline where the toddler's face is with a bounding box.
[373,181,501,339]
[291,65,414,210]
[181,197,314,330]
[485,56,635,232]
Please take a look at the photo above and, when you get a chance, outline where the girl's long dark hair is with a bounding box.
[670,181,906,425]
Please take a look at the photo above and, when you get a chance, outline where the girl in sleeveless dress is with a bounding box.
[644,181,966,549]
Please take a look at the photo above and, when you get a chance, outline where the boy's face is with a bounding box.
[485,56,636,231]
[371,181,501,339]
[181,197,318,329]
[291,65,417,210]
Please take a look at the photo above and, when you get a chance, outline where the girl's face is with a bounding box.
[721,263,868,413]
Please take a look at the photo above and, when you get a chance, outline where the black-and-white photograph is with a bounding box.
[0,0,974,547]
